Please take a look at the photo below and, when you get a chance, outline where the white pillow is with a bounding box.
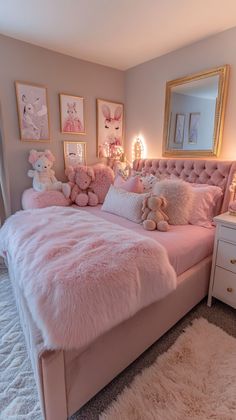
[101,185,147,223]
[153,179,193,225]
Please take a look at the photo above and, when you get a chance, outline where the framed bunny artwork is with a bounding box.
[96,98,124,158]
[59,93,85,135]
[15,81,50,142]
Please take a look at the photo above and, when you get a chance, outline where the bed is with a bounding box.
[2,158,236,420]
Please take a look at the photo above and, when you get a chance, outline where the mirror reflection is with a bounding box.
[168,75,219,150]
[163,66,229,157]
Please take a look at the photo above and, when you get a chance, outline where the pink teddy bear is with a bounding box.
[66,165,98,207]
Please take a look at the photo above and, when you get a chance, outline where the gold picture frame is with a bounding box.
[174,113,185,145]
[96,98,124,158]
[162,65,230,157]
[188,112,201,144]
[15,81,50,142]
[59,93,85,135]
[63,141,87,168]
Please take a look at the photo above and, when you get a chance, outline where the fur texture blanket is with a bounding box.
[0,207,176,350]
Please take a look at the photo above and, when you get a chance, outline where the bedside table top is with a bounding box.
[214,212,236,227]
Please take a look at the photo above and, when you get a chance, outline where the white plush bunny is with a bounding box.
[28,149,71,198]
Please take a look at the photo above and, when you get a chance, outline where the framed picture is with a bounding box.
[63,141,87,168]
[15,81,50,141]
[60,94,85,135]
[189,112,200,144]
[174,113,185,144]
[96,98,124,158]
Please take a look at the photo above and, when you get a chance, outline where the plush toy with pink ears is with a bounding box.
[28,149,71,198]
[65,165,99,206]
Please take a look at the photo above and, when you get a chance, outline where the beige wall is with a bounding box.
[125,27,236,162]
[2,27,236,213]
[0,35,125,212]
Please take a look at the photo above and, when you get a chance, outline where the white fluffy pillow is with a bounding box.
[101,185,147,223]
[153,179,193,225]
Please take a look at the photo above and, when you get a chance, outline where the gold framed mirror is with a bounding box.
[162,65,229,157]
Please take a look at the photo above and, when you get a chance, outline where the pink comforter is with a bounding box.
[0,207,176,350]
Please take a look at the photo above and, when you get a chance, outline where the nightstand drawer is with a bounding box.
[213,266,236,308]
[218,225,236,243]
[216,240,236,273]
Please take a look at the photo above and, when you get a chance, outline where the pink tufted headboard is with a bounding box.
[133,158,236,213]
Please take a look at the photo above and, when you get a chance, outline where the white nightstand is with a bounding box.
[208,212,236,309]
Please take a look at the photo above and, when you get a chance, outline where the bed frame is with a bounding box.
[7,158,236,420]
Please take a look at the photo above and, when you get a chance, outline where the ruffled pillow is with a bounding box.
[114,175,144,193]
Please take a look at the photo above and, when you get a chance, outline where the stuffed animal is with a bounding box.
[66,164,114,205]
[141,194,169,231]
[140,174,158,192]
[65,165,98,206]
[28,149,71,198]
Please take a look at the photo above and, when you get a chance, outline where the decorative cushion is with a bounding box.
[90,164,114,203]
[153,179,193,225]
[189,185,223,228]
[114,175,144,193]
[101,185,147,223]
[22,188,70,210]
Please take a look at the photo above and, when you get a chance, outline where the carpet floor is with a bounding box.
[100,318,236,419]
[0,264,235,420]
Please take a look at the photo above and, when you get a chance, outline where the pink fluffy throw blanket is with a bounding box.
[0,207,176,350]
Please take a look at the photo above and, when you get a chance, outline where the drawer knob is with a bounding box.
[227,287,233,293]
[230,259,236,264]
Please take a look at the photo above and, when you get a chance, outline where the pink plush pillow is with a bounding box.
[114,175,144,193]
[189,185,223,228]
[22,188,70,210]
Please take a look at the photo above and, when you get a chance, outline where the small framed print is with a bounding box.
[174,113,185,144]
[15,81,50,142]
[60,94,85,135]
[189,112,200,144]
[96,98,124,158]
[63,141,87,168]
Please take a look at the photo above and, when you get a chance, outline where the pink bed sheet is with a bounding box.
[79,205,215,276]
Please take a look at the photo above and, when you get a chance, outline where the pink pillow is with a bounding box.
[22,188,70,210]
[114,175,144,193]
[189,185,223,228]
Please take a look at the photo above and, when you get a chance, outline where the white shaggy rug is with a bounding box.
[0,267,42,419]
[100,318,236,420]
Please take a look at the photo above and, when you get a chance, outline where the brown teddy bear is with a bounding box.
[141,194,169,231]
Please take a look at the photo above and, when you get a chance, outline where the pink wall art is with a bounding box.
[15,81,50,142]
[60,94,85,135]
[96,98,124,158]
